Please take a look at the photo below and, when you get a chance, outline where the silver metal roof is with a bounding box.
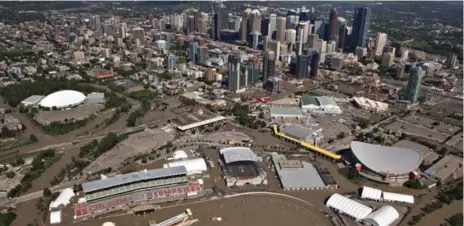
[219,147,259,164]
[272,153,326,189]
[269,107,303,116]
[279,124,322,141]
[351,141,423,175]
[82,166,187,193]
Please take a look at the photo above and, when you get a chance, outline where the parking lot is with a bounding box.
[385,120,449,143]
[402,115,460,135]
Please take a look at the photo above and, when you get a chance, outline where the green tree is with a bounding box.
[29,134,38,142]
[43,188,52,197]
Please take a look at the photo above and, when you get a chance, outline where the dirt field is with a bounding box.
[66,195,332,226]
[418,200,463,226]
[402,115,460,135]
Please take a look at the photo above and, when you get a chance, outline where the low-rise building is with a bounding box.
[21,95,45,107]
[299,95,342,115]
[352,97,389,113]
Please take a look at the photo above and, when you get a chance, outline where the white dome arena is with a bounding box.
[39,90,86,109]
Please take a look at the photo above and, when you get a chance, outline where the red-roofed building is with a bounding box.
[95,69,115,79]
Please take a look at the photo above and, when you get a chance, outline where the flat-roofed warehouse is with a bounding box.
[344,141,423,186]
[219,147,267,187]
[268,107,304,119]
[278,123,324,146]
[424,155,463,182]
[21,95,45,107]
[271,153,335,190]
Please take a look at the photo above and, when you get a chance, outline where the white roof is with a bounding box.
[351,141,423,175]
[382,191,414,204]
[102,222,116,226]
[219,147,260,164]
[361,186,382,200]
[49,188,75,210]
[50,211,62,224]
[39,90,86,108]
[326,193,373,221]
[164,158,207,175]
[177,116,226,131]
[364,206,400,226]
[172,150,188,160]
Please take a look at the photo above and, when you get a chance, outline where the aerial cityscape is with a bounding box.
[0,1,462,226]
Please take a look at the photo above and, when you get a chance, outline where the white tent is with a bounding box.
[361,186,382,201]
[382,192,414,204]
[49,188,75,210]
[164,158,207,175]
[172,150,188,160]
[50,211,62,224]
[326,193,373,221]
[364,206,400,226]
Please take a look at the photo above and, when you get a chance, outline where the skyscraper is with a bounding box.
[91,15,101,31]
[297,23,305,55]
[263,51,276,81]
[328,8,339,41]
[308,49,320,78]
[165,55,177,71]
[250,9,262,33]
[240,9,252,41]
[447,53,458,68]
[186,15,195,34]
[350,7,371,52]
[375,32,387,57]
[261,16,270,36]
[338,25,347,51]
[296,54,311,79]
[405,65,422,103]
[228,54,247,92]
[213,3,228,40]
[269,14,277,38]
[189,42,199,64]
[285,29,297,45]
[276,17,287,43]
[131,27,145,43]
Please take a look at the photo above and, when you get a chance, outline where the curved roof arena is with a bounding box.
[219,147,260,164]
[350,141,423,175]
[39,90,86,109]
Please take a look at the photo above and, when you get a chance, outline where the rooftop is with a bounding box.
[317,96,337,106]
[220,147,260,164]
[269,107,303,116]
[272,153,326,190]
[82,166,187,193]
[300,95,319,106]
[425,155,462,180]
[350,141,423,175]
[278,124,322,141]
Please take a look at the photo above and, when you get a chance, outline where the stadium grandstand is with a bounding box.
[218,147,268,187]
[74,166,203,219]
[344,141,423,186]
[271,125,341,160]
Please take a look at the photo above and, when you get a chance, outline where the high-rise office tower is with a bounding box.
[338,25,347,51]
[297,23,305,55]
[228,54,247,92]
[296,54,311,79]
[186,15,195,33]
[241,8,252,41]
[276,17,287,43]
[213,3,229,40]
[263,51,276,81]
[350,7,371,52]
[131,27,145,43]
[308,49,320,78]
[285,29,297,45]
[250,9,262,33]
[391,42,403,57]
[119,23,127,39]
[251,32,261,49]
[261,16,270,36]
[269,14,277,38]
[337,17,347,30]
[447,53,458,68]
[375,32,387,57]
[328,8,339,41]
[247,56,260,84]
[165,55,177,71]
[193,10,201,32]
[189,42,199,64]
[381,52,394,66]
[314,20,326,39]
[405,65,422,103]
[91,15,101,31]
[198,46,209,63]
[63,25,71,40]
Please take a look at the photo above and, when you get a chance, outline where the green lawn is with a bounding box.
[128,89,158,102]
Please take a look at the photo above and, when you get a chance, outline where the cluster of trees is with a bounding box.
[51,157,90,186]
[446,213,463,226]
[408,214,423,225]
[36,189,59,221]
[0,212,16,226]
[436,179,463,204]
[9,155,25,167]
[40,118,90,135]
[128,89,158,103]
[404,179,423,189]
[7,149,58,198]
[228,104,266,129]
[78,133,125,160]
[126,109,144,127]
